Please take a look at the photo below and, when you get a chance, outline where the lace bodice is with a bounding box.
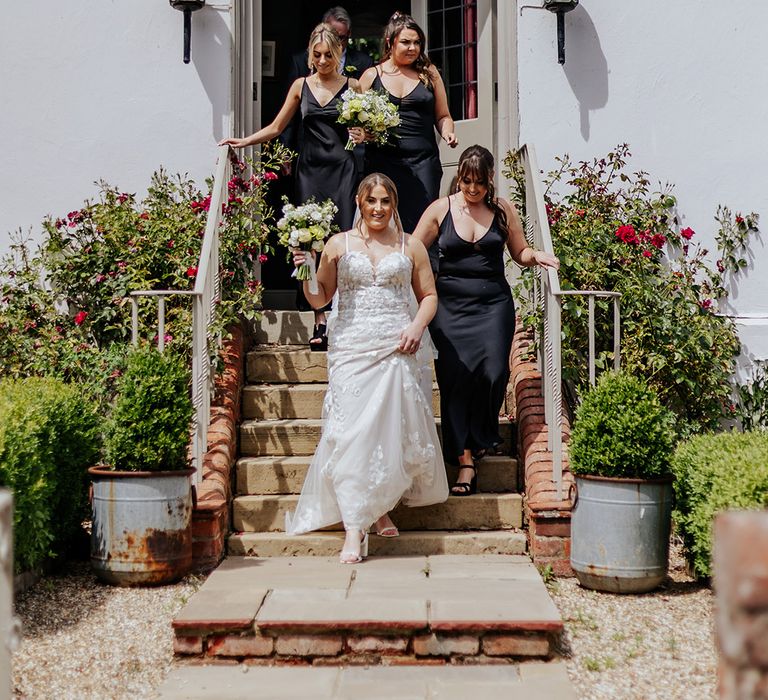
[331,249,413,349]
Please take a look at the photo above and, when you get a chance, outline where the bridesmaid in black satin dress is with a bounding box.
[354,13,457,267]
[414,146,560,496]
[220,23,358,349]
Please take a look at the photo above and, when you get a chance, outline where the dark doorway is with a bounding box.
[259,1,409,307]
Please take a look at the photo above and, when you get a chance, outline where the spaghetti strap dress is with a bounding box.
[365,70,442,259]
[295,78,357,229]
[286,233,448,534]
[428,200,516,465]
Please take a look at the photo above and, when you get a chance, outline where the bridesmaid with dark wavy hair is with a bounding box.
[413,145,559,495]
[351,13,457,264]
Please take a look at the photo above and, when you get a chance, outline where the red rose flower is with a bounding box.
[73,311,88,326]
[650,233,666,249]
[700,299,713,310]
[264,171,278,181]
[680,227,694,240]
[258,254,269,264]
[186,266,198,279]
[642,249,652,258]
[736,215,744,225]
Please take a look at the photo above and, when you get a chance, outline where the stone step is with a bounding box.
[228,530,527,557]
[252,310,315,346]
[247,346,328,384]
[243,382,442,420]
[237,455,518,495]
[239,417,515,457]
[158,664,577,700]
[171,555,565,667]
[232,493,523,532]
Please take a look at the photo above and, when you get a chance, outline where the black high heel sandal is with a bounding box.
[309,323,328,352]
[451,463,477,497]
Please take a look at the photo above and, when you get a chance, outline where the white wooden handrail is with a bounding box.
[515,144,621,499]
[130,144,232,483]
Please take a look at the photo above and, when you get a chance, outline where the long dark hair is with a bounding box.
[355,173,403,235]
[381,13,433,89]
[456,145,509,240]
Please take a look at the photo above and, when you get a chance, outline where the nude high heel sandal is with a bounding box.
[339,530,369,564]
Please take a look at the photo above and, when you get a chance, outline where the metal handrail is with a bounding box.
[515,144,621,499]
[130,144,231,484]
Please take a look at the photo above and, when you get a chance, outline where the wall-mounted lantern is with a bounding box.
[521,0,579,65]
[169,0,205,64]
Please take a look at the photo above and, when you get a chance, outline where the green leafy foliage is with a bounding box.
[735,360,768,431]
[104,346,193,472]
[505,145,757,435]
[0,378,100,572]
[671,431,768,577]
[570,371,675,479]
[0,144,290,385]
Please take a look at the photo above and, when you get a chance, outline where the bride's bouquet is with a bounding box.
[337,88,400,151]
[275,196,338,294]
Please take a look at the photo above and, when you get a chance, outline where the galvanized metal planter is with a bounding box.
[570,474,673,593]
[89,466,195,586]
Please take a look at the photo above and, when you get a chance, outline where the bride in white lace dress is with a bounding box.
[285,173,449,563]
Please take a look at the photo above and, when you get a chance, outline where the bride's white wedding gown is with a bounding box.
[285,234,449,534]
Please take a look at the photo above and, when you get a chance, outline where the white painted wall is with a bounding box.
[0,1,232,256]
[515,1,768,371]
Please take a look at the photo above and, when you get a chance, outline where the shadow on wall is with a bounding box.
[192,8,231,142]
[563,5,608,141]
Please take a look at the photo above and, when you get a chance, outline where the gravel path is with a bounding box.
[12,563,202,700]
[549,540,716,699]
[12,544,715,699]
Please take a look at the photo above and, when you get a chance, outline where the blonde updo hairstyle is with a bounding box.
[355,173,403,235]
[307,23,343,72]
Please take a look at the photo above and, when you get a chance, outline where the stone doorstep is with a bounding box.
[231,493,523,532]
[239,417,515,457]
[236,455,519,496]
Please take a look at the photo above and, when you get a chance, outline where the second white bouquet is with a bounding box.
[337,88,400,151]
[275,197,338,294]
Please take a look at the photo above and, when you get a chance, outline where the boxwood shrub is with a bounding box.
[0,378,101,572]
[104,346,193,472]
[569,371,675,479]
[671,431,768,578]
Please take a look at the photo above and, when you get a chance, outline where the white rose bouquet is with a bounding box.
[275,197,338,294]
[337,88,400,151]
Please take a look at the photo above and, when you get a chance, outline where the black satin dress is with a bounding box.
[365,72,442,240]
[429,201,516,465]
[295,78,357,230]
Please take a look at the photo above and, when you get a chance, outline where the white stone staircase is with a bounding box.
[227,310,527,558]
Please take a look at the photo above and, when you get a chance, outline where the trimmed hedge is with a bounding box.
[0,378,101,572]
[672,431,768,578]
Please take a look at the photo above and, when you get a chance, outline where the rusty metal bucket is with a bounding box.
[571,474,673,593]
[88,466,195,586]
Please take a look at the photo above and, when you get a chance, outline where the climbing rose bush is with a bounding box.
[506,144,758,435]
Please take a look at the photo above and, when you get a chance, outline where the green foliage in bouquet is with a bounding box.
[671,430,768,577]
[506,144,759,435]
[104,346,193,472]
[570,371,675,480]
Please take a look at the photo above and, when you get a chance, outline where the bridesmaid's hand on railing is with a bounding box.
[533,250,560,270]
[218,137,249,149]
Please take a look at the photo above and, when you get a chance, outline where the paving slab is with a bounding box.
[157,663,577,699]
